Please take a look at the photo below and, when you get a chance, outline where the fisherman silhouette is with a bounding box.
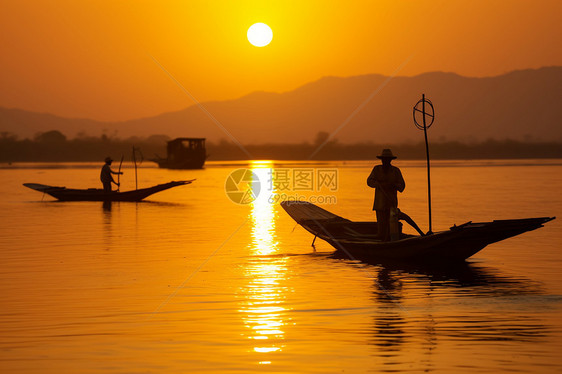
[367,149,405,241]
[100,156,123,192]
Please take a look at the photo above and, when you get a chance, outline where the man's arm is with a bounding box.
[367,166,379,188]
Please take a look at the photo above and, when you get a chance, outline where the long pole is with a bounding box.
[422,94,432,233]
[133,146,138,190]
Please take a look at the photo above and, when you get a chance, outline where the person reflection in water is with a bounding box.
[367,149,405,241]
[100,156,123,192]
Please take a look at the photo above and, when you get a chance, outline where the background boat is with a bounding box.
[151,138,207,169]
[23,180,194,202]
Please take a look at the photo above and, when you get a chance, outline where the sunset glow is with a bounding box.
[1,1,560,122]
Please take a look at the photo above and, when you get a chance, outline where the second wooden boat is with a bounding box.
[23,180,194,202]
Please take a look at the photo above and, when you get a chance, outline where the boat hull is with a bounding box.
[23,180,194,202]
[281,201,555,262]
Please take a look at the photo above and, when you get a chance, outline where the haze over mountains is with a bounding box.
[1,67,560,144]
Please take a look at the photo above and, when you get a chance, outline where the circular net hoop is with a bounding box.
[413,98,435,130]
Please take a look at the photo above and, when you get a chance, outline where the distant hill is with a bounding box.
[1,66,561,143]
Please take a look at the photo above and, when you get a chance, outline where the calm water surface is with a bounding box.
[1,160,561,373]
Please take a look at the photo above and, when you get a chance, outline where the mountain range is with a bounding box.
[1,66,561,144]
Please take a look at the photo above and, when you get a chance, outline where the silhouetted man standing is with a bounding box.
[367,149,405,241]
[100,156,123,192]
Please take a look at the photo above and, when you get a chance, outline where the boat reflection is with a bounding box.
[332,253,545,297]
[238,163,290,362]
[102,200,112,212]
[372,268,408,353]
[331,253,550,367]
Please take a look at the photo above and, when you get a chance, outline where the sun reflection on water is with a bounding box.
[238,162,290,360]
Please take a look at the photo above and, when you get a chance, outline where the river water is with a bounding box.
[1,160,561,373]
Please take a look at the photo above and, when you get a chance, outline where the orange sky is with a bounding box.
[1,0,561,121]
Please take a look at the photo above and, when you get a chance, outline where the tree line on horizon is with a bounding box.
[1,130,562,163]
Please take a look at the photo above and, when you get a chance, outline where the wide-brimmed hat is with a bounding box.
[104,156,113,163]
[377,148,397,159]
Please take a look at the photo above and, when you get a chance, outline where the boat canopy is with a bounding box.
[167,138,206,150]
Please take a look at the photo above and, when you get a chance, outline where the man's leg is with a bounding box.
[376,209,390,241]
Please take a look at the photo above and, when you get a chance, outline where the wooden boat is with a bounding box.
[151,138,207,169]
[281,201,555,262]
[23,180,194,202]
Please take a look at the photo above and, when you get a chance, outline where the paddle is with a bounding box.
[396,209,425,237]
[117,155,124,192]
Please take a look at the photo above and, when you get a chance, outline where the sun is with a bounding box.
[247,23,273,47]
